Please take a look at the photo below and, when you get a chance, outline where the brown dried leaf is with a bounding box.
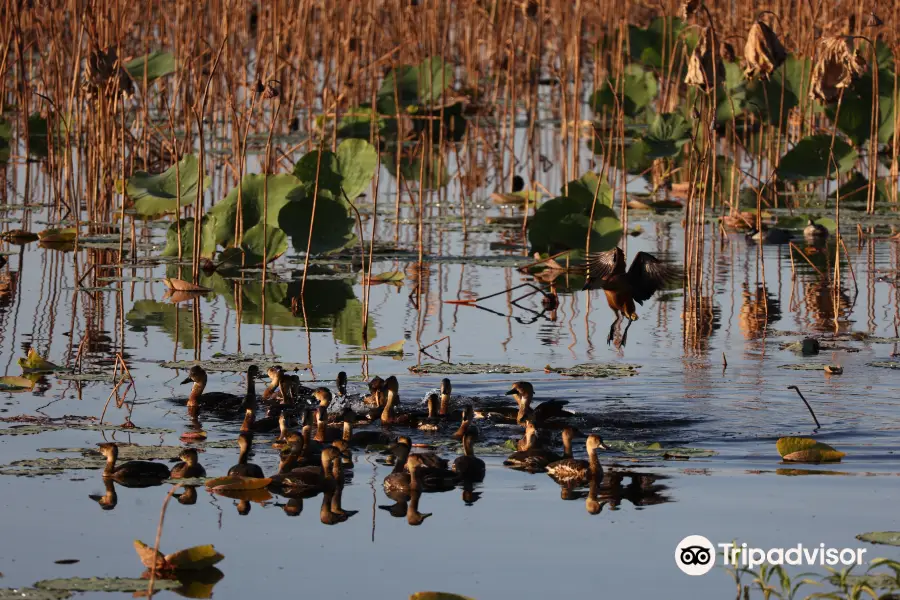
[679,0,700,20]
[685,28,725,90]
[134,540,168,570]
[810,36,867,103]
[743,21,787,80]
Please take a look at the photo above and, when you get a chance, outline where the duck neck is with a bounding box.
[278,453,297,474]
[381,392,396,423]
[516,395,531,423]
[454,418,469,439]
[343,421,352,442]
[238,443,250,465]
[315,420,326,442]
[588,449,601,472]
[245,373,256,403]
[301,427,312,458]
[463,435,475,457]
[440,393,450,416]
[408,465,421,491]
[240,410,255,433]
[392,446,409,474]
[562,434,573,459]
[103,450,117,475]
[188,381,205,406]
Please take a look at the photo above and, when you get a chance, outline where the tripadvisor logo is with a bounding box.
[675,535,715,576]
[675,535,868,576]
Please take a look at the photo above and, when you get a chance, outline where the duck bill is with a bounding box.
[504,388,517,396]
[596,442,609,451]
[180,376,192,384]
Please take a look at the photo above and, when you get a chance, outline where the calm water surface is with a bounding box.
[2,151,900,598]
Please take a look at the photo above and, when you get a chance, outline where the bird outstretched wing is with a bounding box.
[582,248,626,290]
[627,251,681,304]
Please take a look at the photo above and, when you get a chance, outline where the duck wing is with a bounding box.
[626,251,681,305]
[582,248,626,290]
[533,399,571,421]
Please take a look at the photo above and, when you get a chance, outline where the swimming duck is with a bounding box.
[380,376,421,426]
[365,376,386,407]
[418,394,441,431]
[506,381,571,424]
[407,454,457,492]
[452,431,485,482]
[396,435,448,469]
[452,405,478,441]
[439,378,463,420]
[746,226,792,244]
[503,423,561,472]
[182,365,258,410]
[804,218,829,241]
[314,403,343,443]
[228,433,265,478]
[170,448,207,479]
[263,366,284,402]
[336,371,348,397]
[240,405,281,434]
[516,420,539,451]
[98,443,171,481]
[340,417,391,447]
[582,247,681,345]
[546,434,606,486]
[270,446,343,491]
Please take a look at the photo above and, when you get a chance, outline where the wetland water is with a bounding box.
[2,5,900,594]
[2,170,900,598]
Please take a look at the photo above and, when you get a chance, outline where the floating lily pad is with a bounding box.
[38,446,184,460]
[0,375,36,391]
[55,372,117,383]
[0,425,62,436]
[776,437,845,463]
[120,155,209,218]
[856,532,900,547]
[163,545,224,571]
[408,363,532,375]
[34,577,179,593]
[367,271,404,284]
[0,588,71,599]
[868,362,900,370]
[778,363,825,370]
[605,440,716,458]
[348,340,404,356]
[160,354,309,373]
[18,349,64,373]
[544,363,639,378]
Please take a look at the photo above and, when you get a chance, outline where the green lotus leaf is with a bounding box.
[122,155,209,217]
[776,134,858,180]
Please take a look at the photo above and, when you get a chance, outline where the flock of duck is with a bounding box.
[92,366,669,519]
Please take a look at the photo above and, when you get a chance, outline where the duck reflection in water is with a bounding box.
[88,479,118,510]
[585,469,671,514]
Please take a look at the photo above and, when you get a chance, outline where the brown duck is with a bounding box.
[582,247,680,345]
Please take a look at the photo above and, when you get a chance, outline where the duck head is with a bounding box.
[181,365,207,386]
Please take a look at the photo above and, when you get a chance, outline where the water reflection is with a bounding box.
[739,284,781,339]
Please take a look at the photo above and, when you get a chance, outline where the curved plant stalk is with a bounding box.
[300,143,323,296]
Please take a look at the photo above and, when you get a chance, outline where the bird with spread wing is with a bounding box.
[582,248,681,345]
